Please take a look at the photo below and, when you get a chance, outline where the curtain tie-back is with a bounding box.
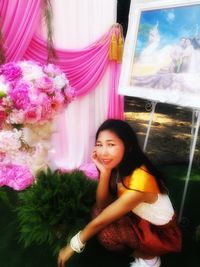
[117,29,124,63]
[109,24,124,63]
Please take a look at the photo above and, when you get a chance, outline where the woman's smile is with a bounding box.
[101,159,112,165]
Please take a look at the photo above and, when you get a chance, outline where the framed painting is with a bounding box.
[119,0,200,109]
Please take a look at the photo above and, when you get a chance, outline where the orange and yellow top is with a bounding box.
[118,166,160,196]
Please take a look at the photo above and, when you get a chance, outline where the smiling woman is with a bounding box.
[94,130,125,170]
[57,119,182,267]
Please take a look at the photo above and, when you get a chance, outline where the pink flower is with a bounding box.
[79,162,99,180]
[64,86,76,103]
[51,92,65,111]
[24,106,42,124]
[38,94,52,121]
[0,152,5,162]
[43,63,62,77]
[36,76,55,94]
[0,163,34,191]
[9,82,30,110]
[0,63,22,82]
[8,109,25,124]
[0,109,7,122]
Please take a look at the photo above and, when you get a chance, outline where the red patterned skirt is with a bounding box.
[92,207,182,257]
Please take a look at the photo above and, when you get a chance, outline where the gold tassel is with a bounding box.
[117,31,124,63]
[109,31,118,61]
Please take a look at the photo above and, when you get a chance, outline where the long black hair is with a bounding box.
[96,119,167,193]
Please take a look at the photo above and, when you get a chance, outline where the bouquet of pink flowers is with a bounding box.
[0,60,75,128]
[0,60,75,190]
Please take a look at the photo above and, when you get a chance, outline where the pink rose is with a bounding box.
[64,86,76,103]
[24,107,41,124]
[36,76,55,94]
[43,64,62,77]
[0,109,7,121]
[51,92,64,111]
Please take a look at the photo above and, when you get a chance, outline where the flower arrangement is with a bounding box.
[0,60,75,190]
[0,61,75,127]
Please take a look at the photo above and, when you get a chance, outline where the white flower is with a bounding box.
[7,109,25,124]
[53,73,68,89]
[0,129,22,152]
[19,61,44,81]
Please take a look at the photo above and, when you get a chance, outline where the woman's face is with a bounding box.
[95,130,125,170]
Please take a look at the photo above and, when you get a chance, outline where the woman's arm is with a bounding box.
[91,149,113,208]
[58,190,147,266]
[95,170,113,208]
[80,190,146,242]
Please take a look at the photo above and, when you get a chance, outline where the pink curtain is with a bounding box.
[0,0,42,62]
[24,31,113,97]
[0,1,123,118]
[0,2,124,181]
[107,62,124,119]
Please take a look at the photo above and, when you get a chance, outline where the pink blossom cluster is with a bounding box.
[0,61,75,128]
[0,61,75,191]
[0,163,34,191]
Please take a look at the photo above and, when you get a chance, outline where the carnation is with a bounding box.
[0,163,34,191]
[9,82,31,109]
[0,62,22,82]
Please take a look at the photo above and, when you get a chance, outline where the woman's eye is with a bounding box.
[96,143,102,147]
[108,143,115,147]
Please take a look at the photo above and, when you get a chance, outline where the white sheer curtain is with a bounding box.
[41,0,117,170]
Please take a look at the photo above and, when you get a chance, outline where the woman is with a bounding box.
[58,119,182,267]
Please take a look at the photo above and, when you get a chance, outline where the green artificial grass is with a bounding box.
[0,164,200,267]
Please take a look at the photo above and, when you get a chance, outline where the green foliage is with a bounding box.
[16,169,97,255]
[0,187,17,208]
[0,187,11,207]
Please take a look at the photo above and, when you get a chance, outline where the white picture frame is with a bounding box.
[119,0,200,109]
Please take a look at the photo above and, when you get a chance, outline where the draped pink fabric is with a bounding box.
[0,2,124,182]
[24,31,112,97]
[0,0,42,62]
[107,62,124,119]
[0,1,123,117]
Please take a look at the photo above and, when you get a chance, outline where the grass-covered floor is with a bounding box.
[0,164,200,267]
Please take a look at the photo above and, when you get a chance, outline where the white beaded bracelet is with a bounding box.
[70,231,86,253]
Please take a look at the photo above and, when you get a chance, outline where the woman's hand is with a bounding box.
[57,245,75,267]
[91,149,104,171]
[91,149,111,174]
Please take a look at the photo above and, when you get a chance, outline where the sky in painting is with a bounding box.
[135,3,200,55]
